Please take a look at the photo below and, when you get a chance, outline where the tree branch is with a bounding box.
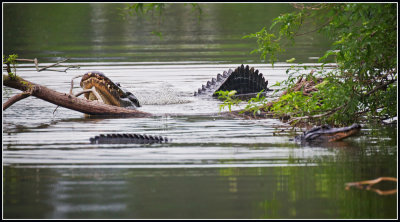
[3,74,152,117]
[364,79,396,97]
[287,103,346,124]
[3,91,31,111]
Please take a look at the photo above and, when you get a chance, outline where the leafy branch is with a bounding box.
[242,3,397,125]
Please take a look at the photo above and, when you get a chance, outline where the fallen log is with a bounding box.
[3,74,152,117]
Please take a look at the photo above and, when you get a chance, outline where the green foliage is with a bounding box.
[215,90,242,112]
[3,54,18,80]
[242,27,283,65]
[245,3,397,125]
[239,90,268,117]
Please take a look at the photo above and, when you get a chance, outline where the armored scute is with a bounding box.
[90,133,168,144]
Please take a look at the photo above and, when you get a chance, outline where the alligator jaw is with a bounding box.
[80,71,140,108]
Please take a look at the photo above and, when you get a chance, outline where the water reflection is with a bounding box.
[3,3,332,63]
[4,163,397,219]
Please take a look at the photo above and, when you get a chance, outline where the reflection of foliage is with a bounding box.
[126,3,202,17]
[244,3,397,126]
[124,3,202,39]
[126,3,166,16]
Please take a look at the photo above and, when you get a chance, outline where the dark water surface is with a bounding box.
[2,3,398,219]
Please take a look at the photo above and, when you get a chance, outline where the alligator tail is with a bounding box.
[90,133,169,144]
[194,64,269,96]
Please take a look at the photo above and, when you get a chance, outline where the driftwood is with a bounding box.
[3,74,152,117]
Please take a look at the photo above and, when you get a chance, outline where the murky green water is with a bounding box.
[2,3,398,219]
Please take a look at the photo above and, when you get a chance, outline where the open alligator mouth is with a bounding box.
[295,123,362,143]
[80,71,140,108]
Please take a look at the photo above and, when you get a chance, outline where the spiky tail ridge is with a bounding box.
[90,133,169,144]
[194,64,269,96]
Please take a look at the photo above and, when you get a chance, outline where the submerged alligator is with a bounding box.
[78,65,361,145]
[90,124,361,144]
[294,123,361,143]
[90,133,168,144]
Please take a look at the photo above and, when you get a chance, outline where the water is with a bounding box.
[2,3,398,219]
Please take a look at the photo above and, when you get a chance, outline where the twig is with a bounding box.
[364,79,396,97]
[41,67,79,73]
[70,74,84,95]
[38,58,69,72]
[287,103,346,124]
[4,57,79,73]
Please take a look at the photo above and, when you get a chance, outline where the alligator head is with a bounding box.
[80,71,141,108]
[295,123,361,143]
[194,64,270,97]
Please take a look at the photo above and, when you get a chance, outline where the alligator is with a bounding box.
[90,124,361,144]
[294,123,362,143]
[78,65,270,109]
[79,66,361,145]
[80,71,141,108]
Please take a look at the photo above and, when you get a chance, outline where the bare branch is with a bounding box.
[70,74,84,95]
[37,58,69,71]
[287,103,346,124]
[4,57,80,73]
[3,91,31,111]
[364,79,396,97]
